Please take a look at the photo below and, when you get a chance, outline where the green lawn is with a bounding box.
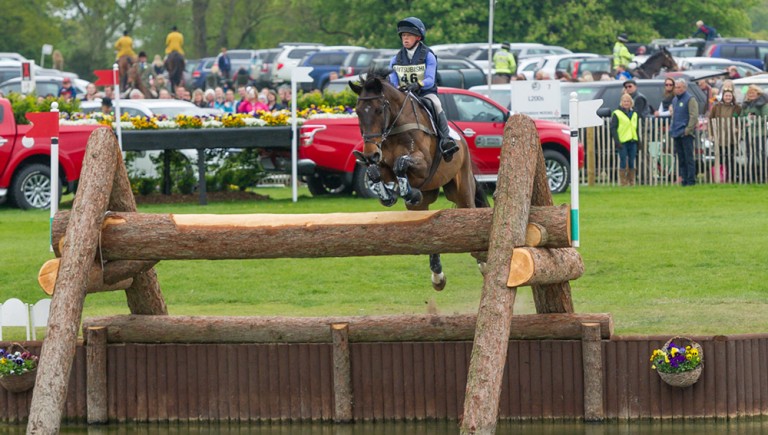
[1,183,766,338]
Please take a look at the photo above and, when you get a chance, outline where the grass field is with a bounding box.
[1,183,767,338]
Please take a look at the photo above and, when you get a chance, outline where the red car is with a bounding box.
[298,87,583,197]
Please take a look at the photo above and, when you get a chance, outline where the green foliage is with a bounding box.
[134,177,158,196]
[296,89,357,110]
[6,93,80,125]
[148,150,196,194]
[208,149,266,192]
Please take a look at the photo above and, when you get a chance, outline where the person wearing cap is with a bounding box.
[692,20,718,41]
[610,94,640,186]
[613,33,632,72]
[622,79,650,119]
[165,25,184,56]
[388,16,458,161]
[493,42,516,83]
[58,77,76,101]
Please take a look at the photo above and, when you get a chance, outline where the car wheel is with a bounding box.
[11,164,61,210]
[352,164,377,199]
[543,150,570,194]
[306,171,353,196]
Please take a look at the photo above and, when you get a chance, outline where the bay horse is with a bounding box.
[117,55,135,89]
[632,47,678,79]
[350,69,488,291]
[165,51,185,90]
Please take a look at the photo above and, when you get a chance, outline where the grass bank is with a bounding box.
[1,184,766,337]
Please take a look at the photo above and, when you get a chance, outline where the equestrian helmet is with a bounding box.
[502,42,511,50]
[617,33,628,43]
[397,17,427,41]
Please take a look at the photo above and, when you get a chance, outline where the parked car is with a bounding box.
[0,60,63,85]
[521,53,602,80]
[252,48,281,88]
[366,54,487,90]
[298,87,583,196]
[183,58,199,87]
[298,50,354,91]
[0,75,89,100]
[451,43,572,74]
[731,74,768,101]
[703,38,768,70]
[570,57,612,80]
[339,49,397,78]
[680,57,762,78]
[270,44,326,85]
[190,57,216,89]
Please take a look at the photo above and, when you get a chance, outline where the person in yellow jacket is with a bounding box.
[613,33,632,72]
[610,93,640,186]
[492,42,516,83]
[114,31,137,60]
[165,25,184,56]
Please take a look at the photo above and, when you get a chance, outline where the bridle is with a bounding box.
[356,93,411,150]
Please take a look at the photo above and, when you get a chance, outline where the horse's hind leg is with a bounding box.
[430,254,446,291]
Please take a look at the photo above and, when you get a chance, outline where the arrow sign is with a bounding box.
[576,99,604,128]
[93,69,117,86]
[292,66,313,83]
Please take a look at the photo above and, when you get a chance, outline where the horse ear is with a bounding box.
[349,81,362,94]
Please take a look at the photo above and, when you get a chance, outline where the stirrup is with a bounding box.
[440,138,459,162]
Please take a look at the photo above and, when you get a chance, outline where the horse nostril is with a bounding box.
[371,151,382,164]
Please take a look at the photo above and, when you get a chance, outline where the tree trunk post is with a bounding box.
[582,322,604,421]
[331,323,353,422]
[27,128,118,434]
[460,114,539,434]
[86,326,108,424]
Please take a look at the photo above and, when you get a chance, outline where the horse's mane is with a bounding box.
[360,66,395,93]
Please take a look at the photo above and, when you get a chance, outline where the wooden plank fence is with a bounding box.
[578,117,767,186]
[3,335,768,423]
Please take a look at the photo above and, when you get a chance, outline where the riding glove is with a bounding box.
[405,82,421,93]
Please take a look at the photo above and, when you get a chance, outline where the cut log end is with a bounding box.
[38,259,60,296]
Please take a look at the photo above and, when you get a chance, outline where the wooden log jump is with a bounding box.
[81,313,613,343]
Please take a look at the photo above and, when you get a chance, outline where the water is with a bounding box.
[3,419,768,434]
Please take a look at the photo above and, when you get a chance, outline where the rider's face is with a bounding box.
[400,33,420,49]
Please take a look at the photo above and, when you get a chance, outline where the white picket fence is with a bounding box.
[576,116,768,186]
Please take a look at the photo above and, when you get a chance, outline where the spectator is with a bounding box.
[129,88,144,99]
[52,50,64,71]
[58,77,76,101]
[206,64,221,90]
[238,88,268,114]
[158,88,173,99]
[614,64,632,80]
[103,85,114,99]
[655,77,675,117]
[217,47,232,82]
[100,97,113,115]
[204,88,216,107]
[492,42,516,83]
[192,88,206,107]
[740,85,768,179]
[670,79,699,186]
[579,71,594,82]
[278,85,291,107]
[692,20,718,41]
[727,66,741,80]
[514,73,526,81]
[84,83,98,101]
[534,70,551,80]
[266,89,284,110]
[622,79,650,119]
[220,89,237,113]
[152,54,165,76]
[555,70,573,82]
[610,93,640,186]
[709,89,741,179]
[613,33,632,72]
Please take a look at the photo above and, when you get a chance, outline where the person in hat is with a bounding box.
[492,42,516,83]
[692,20,718,41]
[388,16,458,161]
[100,97,113,115]
[613,33,632,72]
[57,77,76,101]
[623,79,650,119]
[114,30,137,61]
[165,25,184,56]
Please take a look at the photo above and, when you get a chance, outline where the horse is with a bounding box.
[349,69,489,291]
[124,64,151,98]
[632,47,678,79]
[117,55,135,89]
[165,51,186,90]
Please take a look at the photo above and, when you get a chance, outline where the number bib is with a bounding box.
[393,64,426,85]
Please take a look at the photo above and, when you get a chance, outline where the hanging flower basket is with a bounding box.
[0,343,39,393]
[650,336,703,388]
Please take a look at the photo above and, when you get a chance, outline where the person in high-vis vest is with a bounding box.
[114,31,137,60]
[165,25,185,56]
[610,93,640,186]
[388,17,459,162]
[613,33,632,72]
[492,42,516,83]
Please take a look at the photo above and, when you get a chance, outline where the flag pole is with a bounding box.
[113,63,122,151]
[50,102,59,252]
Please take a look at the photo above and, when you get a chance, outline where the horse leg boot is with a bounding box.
[394,155,422,205]
[436,111,459,162]
[429,254,446,291]
[366,165,397,207]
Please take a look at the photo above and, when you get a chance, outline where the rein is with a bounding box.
[357,92,434,149]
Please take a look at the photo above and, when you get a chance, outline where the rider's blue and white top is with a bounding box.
[389,42,438,96]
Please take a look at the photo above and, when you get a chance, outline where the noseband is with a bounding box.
[357,93,412,149]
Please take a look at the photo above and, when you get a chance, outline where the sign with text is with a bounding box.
[508,81,562,118]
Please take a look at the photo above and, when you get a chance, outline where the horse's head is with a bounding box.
[349,69,402,164]
[660,47,679,71]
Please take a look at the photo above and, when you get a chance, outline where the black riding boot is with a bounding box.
[436,112,459,162]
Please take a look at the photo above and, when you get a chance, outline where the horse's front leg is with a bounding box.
[366,164,397,207]
[393,155,424,206]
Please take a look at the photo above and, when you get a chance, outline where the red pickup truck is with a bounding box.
[0,98,101,209]
[298,87,583,197]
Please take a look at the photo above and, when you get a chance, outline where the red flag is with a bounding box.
[93,69,117,86]
[25,112,60,138]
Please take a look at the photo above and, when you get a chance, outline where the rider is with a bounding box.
[492,42,517,83]
[388,17,459,162]
[613,33,632,72]
[114,30,137,60]
[165,25,185,56]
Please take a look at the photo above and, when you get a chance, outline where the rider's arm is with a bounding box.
[423,52,437,89]
[388,57,400,87]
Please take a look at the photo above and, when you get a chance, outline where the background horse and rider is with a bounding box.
[350,68,488,290]
[165,51,185,91]
[630,47,678,79]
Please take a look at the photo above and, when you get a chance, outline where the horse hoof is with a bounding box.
[380,197,397,207]
[431,272,446,291]
[405,190,422,206]
[477,261,487,275]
